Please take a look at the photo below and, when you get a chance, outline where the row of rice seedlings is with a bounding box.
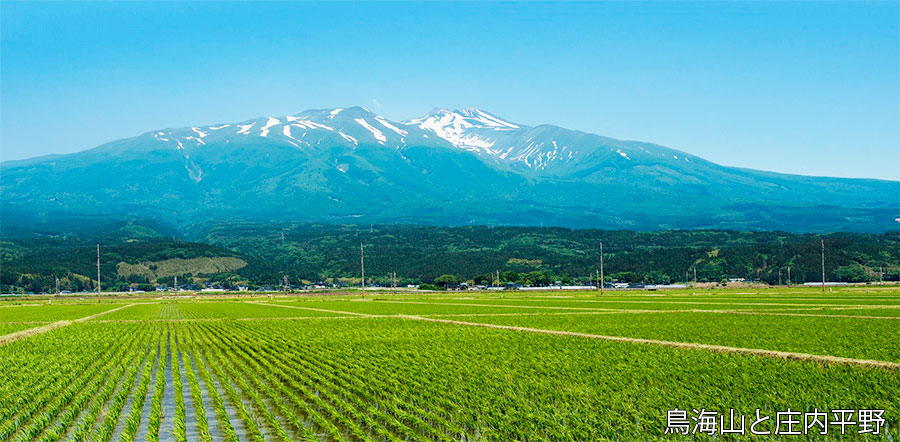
[276,349,419,441]
[199,354,262,441]
[214,328,370,441]
[32,329,146,442]
[264,330,442,441]
[188,323,289,441]
[168,326,187,442]
[3,329,140,442]
[180,324,239,442]
[0,364,70,435]
[324,351,466,435]
[176,328,212,442]
[0,364,72,439]
[231,323,432,442]
[0,354,52,402]
[251,322,477,435]
[89,336,154,442]
[0,338,119,436]
[203,326,347,441]
[66,331,148,442]
[208,348,291,441]
[189,323,320,441]
[0,358,67,414]
[293,321,529,439]
[145,333,168,442]
[159,303,182,321]
[289,337,466,436]
[285,345,446,442]
[228,321,453,440]
[119,326,163,441]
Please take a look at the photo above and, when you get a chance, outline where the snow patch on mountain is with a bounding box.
[354,118,386,144]
[375,116,407,136]
[282,126,305,148]
[260,117,280,137]
[287,116,334,131]
[339,131,358,145]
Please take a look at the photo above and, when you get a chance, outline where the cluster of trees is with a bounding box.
[0,231,252,293]
[2,220,898,294]
[204,223,899,286]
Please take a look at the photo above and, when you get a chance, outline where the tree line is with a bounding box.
[2,221,898,293]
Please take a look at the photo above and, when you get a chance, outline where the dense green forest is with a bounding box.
[1,218,898,293]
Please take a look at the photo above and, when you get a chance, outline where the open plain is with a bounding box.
[1,286,898,441]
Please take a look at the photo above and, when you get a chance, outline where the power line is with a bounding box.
[599,242,604,296]
[96,244,101,303]
[821,238,826,293]
[360,243,366,298]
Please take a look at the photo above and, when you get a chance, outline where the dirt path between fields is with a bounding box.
[403,315,900,370]
[0,303,136,346]
[82,308,900,322]
[377,300,900,319]
[524,299,900,310]
[251,302,372,316]
[439,297,900,309]
[691,310,900,320]
[90,316,379,324]
[377,300,611,310]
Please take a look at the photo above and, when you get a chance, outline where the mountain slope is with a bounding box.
[2,106,897,232]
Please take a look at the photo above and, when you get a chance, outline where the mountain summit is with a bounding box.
[2,107,897,232]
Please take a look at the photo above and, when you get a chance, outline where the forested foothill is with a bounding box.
[2,217,898,294]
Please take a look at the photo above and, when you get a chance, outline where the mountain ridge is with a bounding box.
[2,106,897,233]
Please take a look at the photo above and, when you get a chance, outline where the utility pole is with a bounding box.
[96,244,101,303]
[283,274,288,294]
[778,268,782,286]
[360,243,365,298]
[787,266,791,285]
[693,266,697,284]
[55,277,60,296]
[599,242,604,296]
[821,239,826,293]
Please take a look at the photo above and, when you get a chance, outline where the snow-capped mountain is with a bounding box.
[153,107,424,152]
[404,108,520,152]
[404,108,712,176]
[150,106,701,177]
[2,106,897,232]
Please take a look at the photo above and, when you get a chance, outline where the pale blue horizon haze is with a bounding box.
[1,1,898,180]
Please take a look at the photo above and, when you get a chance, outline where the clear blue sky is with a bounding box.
[1,1,897,180]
